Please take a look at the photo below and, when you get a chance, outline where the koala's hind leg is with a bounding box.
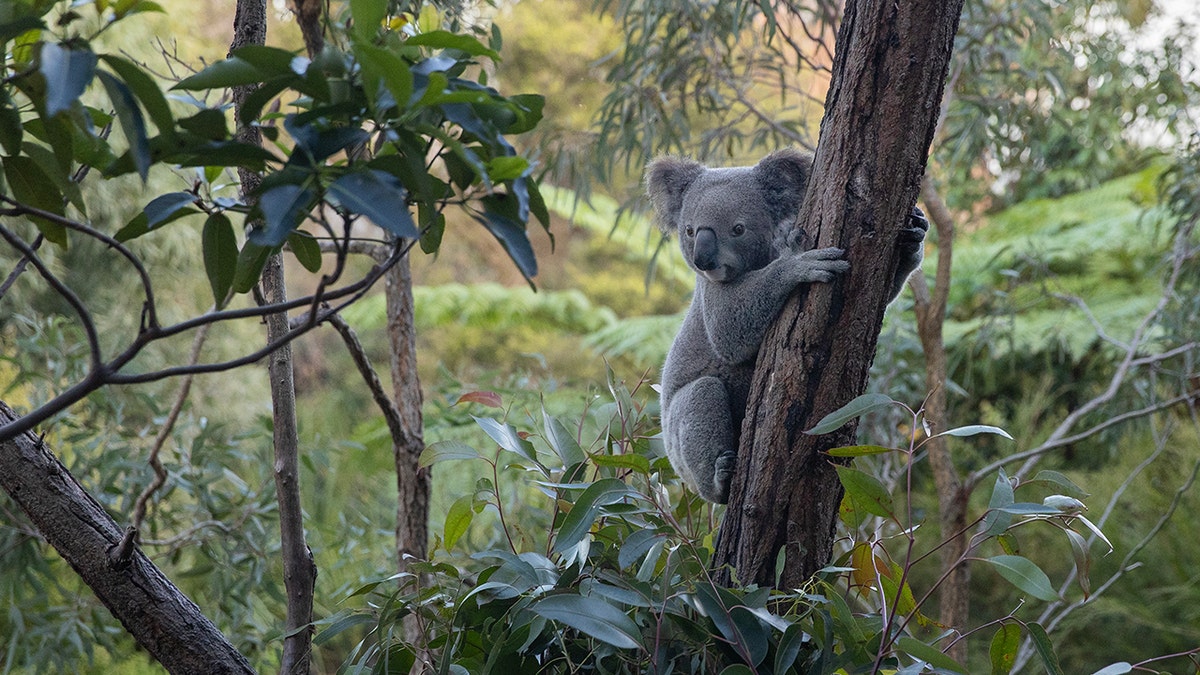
[663,376,737,503]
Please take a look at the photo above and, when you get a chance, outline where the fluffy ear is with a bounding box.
[752,148,814,224]
[646,156,704,234]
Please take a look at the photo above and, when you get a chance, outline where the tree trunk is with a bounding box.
[912,177,970,662]
[230,1,316,671]
[714,0,965,588]
[0,401,254,674]
[387,252,428,567]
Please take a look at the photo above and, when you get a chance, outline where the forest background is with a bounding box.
[1,0,1199,673]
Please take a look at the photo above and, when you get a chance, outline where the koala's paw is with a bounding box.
[714,451,736,503]
[783,227,815,252]
[789,246,850,283]
[897,207,929,259]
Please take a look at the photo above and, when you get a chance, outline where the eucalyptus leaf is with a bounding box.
[989,623,1020,675]
[983,555,1059,602]
[201,213,237,307]
[528,594,641,650]
[40,42,97,117]
[805,393,895,435]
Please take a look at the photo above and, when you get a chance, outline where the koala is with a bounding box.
[647,148,928,503]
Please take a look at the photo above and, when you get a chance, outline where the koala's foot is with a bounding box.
[713,450,736,504]
[788,246,850,284]
[897,206,929,258]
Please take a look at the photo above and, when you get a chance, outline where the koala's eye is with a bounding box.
[684,226,695,237]
[731,223,746,236]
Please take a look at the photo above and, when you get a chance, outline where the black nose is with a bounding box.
[692,228,718,271]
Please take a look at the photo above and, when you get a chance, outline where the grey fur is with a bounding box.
[648,148,927,503]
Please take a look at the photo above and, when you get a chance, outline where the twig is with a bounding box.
[0,233,42,300]
[325,312,407,444]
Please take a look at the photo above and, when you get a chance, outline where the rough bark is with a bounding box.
[714,0,965,588]
[912,177,970,662]
[0,401,254,675]
[386,252,428,570]
[230,1,316,671]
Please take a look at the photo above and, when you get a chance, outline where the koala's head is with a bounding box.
[646,148,813,283]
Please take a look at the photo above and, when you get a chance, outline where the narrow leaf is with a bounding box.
[99,55,174,135]
[897,636,966,674]
[989,623,1020,675]
[529,594,641,650]
[232,240,271,293]
[805,393,895,435]
[472,416,537,463]
[553,478,632,554]
[982,470,1016,536]
[544,413,586,467]
[456,391,503,408]
[96,70,150,180]
[1073,515,1114,555]
[983,555,1059,602]
[1063,527,1092,599]
[418,440,479,466]
[1027,622,1065,675]
[174,56,264,90]
[1028,470,1090,499]
[1089,664,1132,675]
[405,30,500,59]
[202,213,237,307]
[933,424,1014,440]
[826,444,898,458]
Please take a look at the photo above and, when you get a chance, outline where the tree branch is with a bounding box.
[326,312,407,444]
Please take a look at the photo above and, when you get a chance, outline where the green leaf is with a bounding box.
[1062,527,1092,599]
[1073,514,1114,554]
[617,529,664,570]
[0,17,45,47]
[202,213,237,307]
[775,623,807,674]
[349,0,387,41]
[232,241,271,294]
[475,207,537,282]
[354,41,414,109]
[231,45,302,77]
[989,623,1020,675]
[544,412,585,467]
[1027,470,1090,499]
[805,393,895,435]
[0,89,25,155]
[40,42,97,116]
[1089,664,1132,675]
[405,30,500,59]
[983,555,1059,602]
[982,470,1016,536]
[1027,622,1064,675]
[826,444,898,458]
[312,612,376,646]
[173,57,265,91]
[327,170,417,238]
[96,70,150,180]
[144,191,196,228]
[529,594,641,650]
[473,416,537,464]
[591,453,651,474]
[443,494,474,550]
[487,155,529,182]
[834,465,894,519]
[99,55,174,135]
[553,478,633,554]
[933,424,1014,440]
[249,183,315,246]
[897,636,966,674]
[287,231,322,272]
[2,155,66,246]
[418,440,479,467]
[996,503,1063,516]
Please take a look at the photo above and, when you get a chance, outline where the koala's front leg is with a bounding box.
[701,247,849,364]
[662,376,737,503]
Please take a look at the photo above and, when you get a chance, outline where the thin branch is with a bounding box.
[0,223,103,371]
[325,312,408,444]
[0,232,42,300]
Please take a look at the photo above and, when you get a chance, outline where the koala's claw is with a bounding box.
[908,206,930,233]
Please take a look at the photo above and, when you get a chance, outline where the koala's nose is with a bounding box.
[692,228,719,271]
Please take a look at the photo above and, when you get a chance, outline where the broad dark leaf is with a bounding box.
[528,594,641,650]
[99,55,174,135]
[405,30,500,59]
[327,170,417,238]
[232,241,271,294]
[249,183,315,246]
[96,71,150,180]
[2,155,67,246]
[40,42,97,117]
[202,213,237,307]
[143,191,197,229]
[287,231,322,272]
[476,204,536,282]
[284,115,370,164]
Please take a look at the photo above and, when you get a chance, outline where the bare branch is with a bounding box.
[326,312,407,443]
[0,232,42,300]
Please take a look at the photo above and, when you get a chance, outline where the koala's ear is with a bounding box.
[646,157,704,234]
[753,148,814,221]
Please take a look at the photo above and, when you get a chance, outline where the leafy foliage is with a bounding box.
[315,379,1126,674]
